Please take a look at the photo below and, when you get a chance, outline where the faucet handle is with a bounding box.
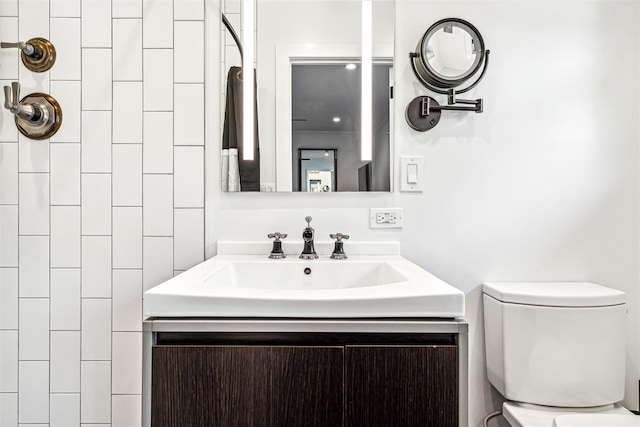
[330,233,349,260]
[329,233,349,241]
[268,232,287,259]
[304,216,313,227]
[267,232,287,241]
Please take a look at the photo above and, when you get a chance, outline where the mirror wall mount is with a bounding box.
[406,18,490,132]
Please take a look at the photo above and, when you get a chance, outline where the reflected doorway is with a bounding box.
[298,149,337,192]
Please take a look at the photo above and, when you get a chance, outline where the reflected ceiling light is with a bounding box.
[242,0,254,161]
[332,116,341,123]
[361,0,372,162]
[324,151,329,156]
[345,63,357,70]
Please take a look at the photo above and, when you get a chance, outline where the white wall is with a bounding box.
[208,1,640,425]
[0,0,206,425]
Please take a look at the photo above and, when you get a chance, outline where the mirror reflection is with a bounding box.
[425,23,478,80]
[220,0,394,192]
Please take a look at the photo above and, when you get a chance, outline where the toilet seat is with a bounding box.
[503,401,634,427]
[553,414,640,427]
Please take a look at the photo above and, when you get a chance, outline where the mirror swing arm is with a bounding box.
[406,18,490,132]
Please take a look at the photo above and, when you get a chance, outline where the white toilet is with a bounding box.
[483,282,639,427]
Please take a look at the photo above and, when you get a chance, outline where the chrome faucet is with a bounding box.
[299,216,318,259]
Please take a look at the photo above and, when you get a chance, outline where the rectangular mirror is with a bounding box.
[220,0,394,192]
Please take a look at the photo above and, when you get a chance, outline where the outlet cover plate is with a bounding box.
[370,208,403,229]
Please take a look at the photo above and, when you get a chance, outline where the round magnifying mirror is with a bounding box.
[414,18,485,89]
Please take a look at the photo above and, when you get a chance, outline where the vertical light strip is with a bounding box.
[243,0,255,161]
[361,0,373,162]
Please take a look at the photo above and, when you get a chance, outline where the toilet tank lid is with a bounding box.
[483,282,626,307]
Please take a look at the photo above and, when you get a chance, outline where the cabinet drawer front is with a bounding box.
[152,345,344,427]
[346,345,458,427]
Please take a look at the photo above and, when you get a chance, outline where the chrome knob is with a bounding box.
[330,233,349,260]
[268,232,287,259]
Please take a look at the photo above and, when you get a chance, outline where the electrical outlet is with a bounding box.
[370,208,403,229]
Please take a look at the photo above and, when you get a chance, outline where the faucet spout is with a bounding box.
[299,216,319,259]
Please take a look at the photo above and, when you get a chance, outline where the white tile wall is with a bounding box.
[50,268,81,330]
[112,144,143,206]
[0,268,18,329]
[50,393,80,427]
[0,143,18,204]
[18,361,49,424]
[143,112,173,173]
[18,299,49,360]
[113,82,143,144]
[1,0,206,424]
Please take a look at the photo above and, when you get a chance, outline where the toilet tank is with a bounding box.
[483,282,626,407]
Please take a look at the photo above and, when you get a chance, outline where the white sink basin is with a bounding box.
[144,254,464,318]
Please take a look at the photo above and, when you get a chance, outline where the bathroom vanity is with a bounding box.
[142,242,468,426]
[144,319,467,427]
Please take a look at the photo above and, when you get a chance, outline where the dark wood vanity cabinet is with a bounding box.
[151,334,459,427]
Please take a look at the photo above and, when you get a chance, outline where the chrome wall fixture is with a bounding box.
[406,18,490,132]
[1,38,57,73]
[3,82,62,140]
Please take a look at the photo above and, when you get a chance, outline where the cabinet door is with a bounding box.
[346,345,458,427]
[152,345,344,427]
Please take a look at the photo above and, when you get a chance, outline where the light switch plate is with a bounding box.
[400,155,423,192]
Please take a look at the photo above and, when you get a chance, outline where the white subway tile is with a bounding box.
[174,84,204,145]
[82,174,111,235]
[0,268,18,329]
[50,331,80,392]
[112,394,142,427]
[18,299,49,361]
[50,81,82,142]
[50,143,81,205]
[113,82,143,144]
[0,143,18,204]
[80,361,111,424]
[174,146,204,207]
[225,0,241,14]
[50,18,81,80]
[82,49,112,111]
[81,236,111,298]
[113,0,142,18]
[173,270,185,277]
[51,206,81,268]
[81,299,112,361]
[18,173,49,234]
[50,268,81,330]
[142,0,173,48]
[82,112,112,173]
[174,209,204,271]
[0,331,18,391]
[51,0,80,17]
[18,134,49,173]
[81,0,111,48]
[143,237,173,291]
[18,236,49,297]
[0,18,19,80]
[0,206,18,267]
[50,393,80,427]
[18,0,48,43]
[112,144,142,206]
[18,361,49,424]
[113,19,142,81]
[113,207,142,268]
[0,1,18,16]
[175,22,204,83]
[175,0,204,20]
[22,179,50,230]
[112,332,142,394]
[112,269,142,332]
[0,393,17,427]
[143,112,173,173]
[143,49,173,111]
[143,175,173,236]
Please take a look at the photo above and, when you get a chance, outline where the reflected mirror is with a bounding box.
[220,0,394,192]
